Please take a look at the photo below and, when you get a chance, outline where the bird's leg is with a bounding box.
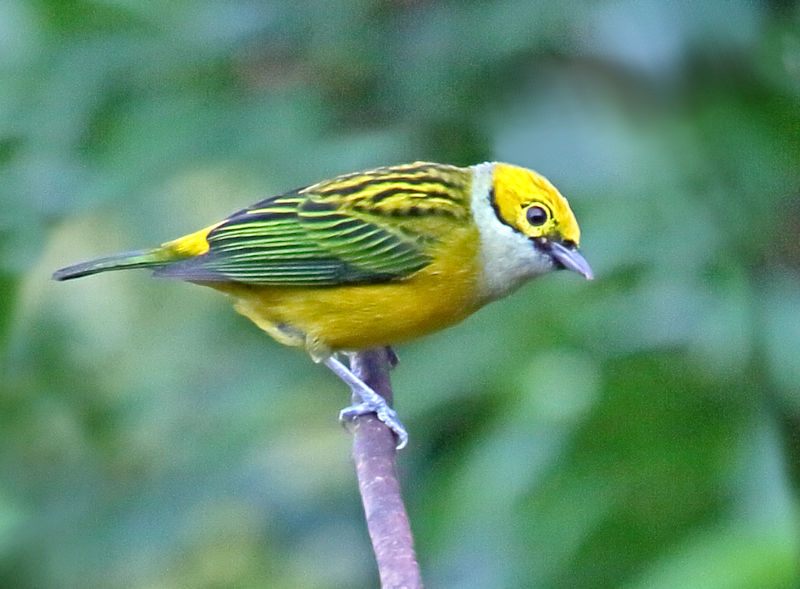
[324,353,408,450]
[383,346,399,368]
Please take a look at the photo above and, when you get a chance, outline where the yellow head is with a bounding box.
[469,162,592,300]
[491,163,581,245]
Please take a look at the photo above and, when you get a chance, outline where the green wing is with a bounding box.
[155,191,431,285]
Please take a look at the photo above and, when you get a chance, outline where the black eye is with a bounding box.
[526,205,548,226]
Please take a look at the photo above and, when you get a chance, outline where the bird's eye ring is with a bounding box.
[526,205,549,226]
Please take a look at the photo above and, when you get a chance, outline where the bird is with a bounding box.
[53,161,593,448]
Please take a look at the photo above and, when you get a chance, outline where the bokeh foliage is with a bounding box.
[2,1,800,587]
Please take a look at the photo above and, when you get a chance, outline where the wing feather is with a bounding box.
[156,193,430,285]
[156,163,471,285]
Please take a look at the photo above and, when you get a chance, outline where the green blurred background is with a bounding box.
[2,1,800,587]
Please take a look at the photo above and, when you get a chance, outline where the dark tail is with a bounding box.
[53,248,169,281]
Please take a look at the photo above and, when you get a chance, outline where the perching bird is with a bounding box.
[54,161,593,448]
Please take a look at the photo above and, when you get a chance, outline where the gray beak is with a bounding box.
[549,241,594,280]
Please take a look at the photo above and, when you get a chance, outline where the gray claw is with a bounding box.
[339,402,408,450]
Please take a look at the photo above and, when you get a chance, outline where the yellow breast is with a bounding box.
[210,223,483,358]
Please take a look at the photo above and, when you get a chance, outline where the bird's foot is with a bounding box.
[339,400,408,450]
[324,353,407,449]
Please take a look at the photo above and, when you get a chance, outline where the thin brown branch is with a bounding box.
[347,348,423,589]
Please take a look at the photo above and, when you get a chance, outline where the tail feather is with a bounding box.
[52,248,170,281]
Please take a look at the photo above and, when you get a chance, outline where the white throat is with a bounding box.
[469,162,555,301]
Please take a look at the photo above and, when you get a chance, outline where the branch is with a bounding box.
[347,348,423,589]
